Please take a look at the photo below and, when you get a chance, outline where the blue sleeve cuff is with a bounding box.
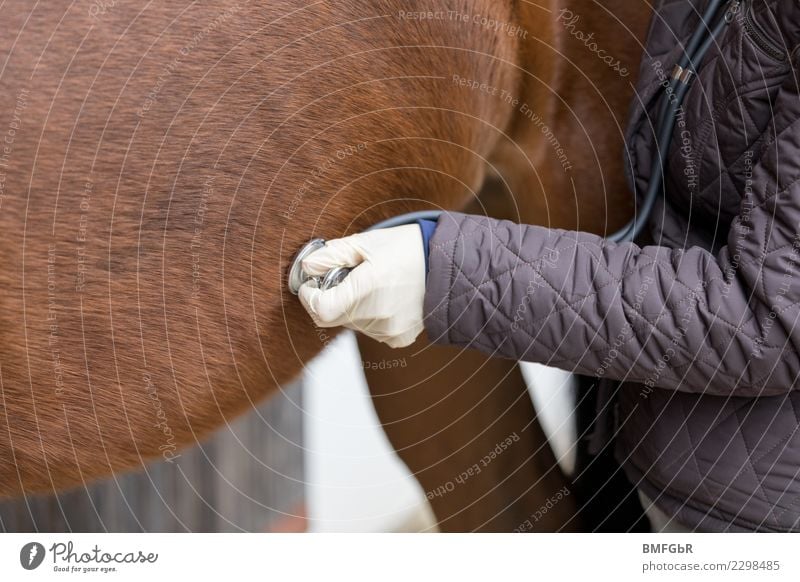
[416,218,438,280]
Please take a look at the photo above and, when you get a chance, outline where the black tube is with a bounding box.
[608,0,734,243]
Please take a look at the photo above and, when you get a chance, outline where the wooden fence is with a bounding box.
[0,381,305,532]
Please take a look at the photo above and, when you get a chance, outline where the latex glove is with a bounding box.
[298,224,426,348]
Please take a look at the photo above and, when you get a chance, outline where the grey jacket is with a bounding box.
[423,0,800,531]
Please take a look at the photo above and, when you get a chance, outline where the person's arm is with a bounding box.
[424,63,800,398]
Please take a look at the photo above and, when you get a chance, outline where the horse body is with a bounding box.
[0,0,517,495]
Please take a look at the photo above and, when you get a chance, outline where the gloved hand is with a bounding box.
[298,224,426,348]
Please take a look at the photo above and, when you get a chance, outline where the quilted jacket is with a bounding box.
[423,0,800,531]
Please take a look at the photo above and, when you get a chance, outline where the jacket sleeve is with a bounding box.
[423,67,800,398]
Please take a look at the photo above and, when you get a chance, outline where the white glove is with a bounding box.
[298,224,426,348]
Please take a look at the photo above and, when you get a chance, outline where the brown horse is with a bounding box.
[0,0,649,530]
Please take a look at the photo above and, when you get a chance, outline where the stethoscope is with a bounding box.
[288,0,738,295]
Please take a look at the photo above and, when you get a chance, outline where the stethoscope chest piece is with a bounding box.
[288,238,353,295]
[288,238,326,295]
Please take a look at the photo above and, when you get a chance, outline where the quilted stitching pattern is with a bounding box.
[423,0,800,531]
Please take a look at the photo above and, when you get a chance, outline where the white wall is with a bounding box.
[304,331,575,532]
